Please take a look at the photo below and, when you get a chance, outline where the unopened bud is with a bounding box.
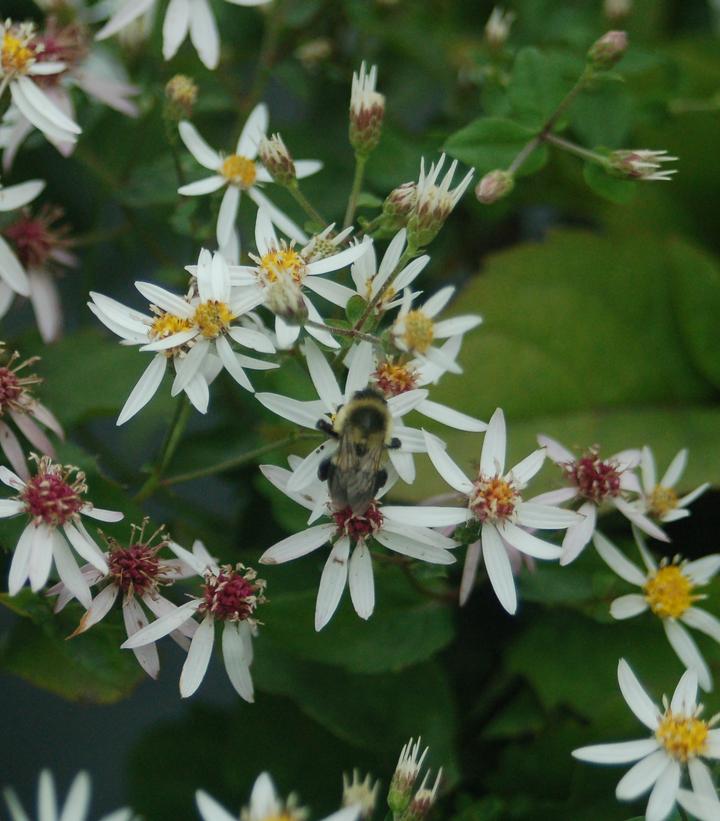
[604,0,633,21]
[350,61,385,156]
[400,770,442,821]
[381,182,417,230]
[475,169,514,204]
[165,75,198,120]
[258,133,296,186]
[587,30,628,70]
[388,738,428,815]
[609,148,677,181]
[342,770,379,820]
[485,7,515,49]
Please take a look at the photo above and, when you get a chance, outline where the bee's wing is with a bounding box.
[331,436,386,514]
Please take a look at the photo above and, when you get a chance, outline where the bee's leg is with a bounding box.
[316,418,338,438]
[373,469,388,495]
[388,437,401,450]
[318,458,332,481]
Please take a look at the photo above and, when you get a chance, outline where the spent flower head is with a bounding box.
[165,74,197,119]
[349,61,385,156]
[609,149,678,181]
[258,132,297,186]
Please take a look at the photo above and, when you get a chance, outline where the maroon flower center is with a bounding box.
[201,568,262,622]
[469,475,519,522]
[5,215,56,269]
[22,472,83,526]
[564,450,621,503]
[373,361,418,397]
[333,501,384,540]
[0,367,22,408]
[108,544,162,595]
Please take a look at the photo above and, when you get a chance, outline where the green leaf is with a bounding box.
[120,155,179,207]
[583,162,637,203]
[355,192,383,209]
[345,294,369,325]
[669,239,720,390]
[444,117,548,177]
[570,76,634,148]
[0,594,143,703]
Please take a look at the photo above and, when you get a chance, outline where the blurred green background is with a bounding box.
[1,0,719,818]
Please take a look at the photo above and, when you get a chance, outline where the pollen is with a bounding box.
[469,475,519,522]
[333,501,384,541]
[149,312,193,340]
[648,485,679,518]
[643,564,698,619]
[21,457,86,527]
[402,309,435,353]
[1,33,34,74]
[655,711,709,761]
[221,154,257,188]
[563,448,621,503]
[374,360,418,397]
[193,301,234,339]
[200,564,266,622]
[258,247,307,284]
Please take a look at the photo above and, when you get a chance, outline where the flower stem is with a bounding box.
[351,245,416,332]
[343,153,367,229]
[286,182,327,228]
[244,0,285,113]
[162,431,321,486]
[304,319,381,345]
[135,396,191,501]
[544,133,609,166]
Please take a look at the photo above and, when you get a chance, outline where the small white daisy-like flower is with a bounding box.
[535,434,668,565]
[424,409,581,612]
[256,338,435,489]
[636,446,710,524]
[0,176,43,308]
[610,149,678,181]
[0,455,123,605]
[391,286,482,375]
[47,521,204,679]
[0,20,82,145]
[177,105,321,247]
[228,209,367,349]
[388,737,442,819]
[349,228,428,314]
[573,659,720,821]
[260,456,465,630]
[595,528,720,692]
[485,6,515,48]
[122,542,265,700]
[96,0,271,70]
[3,769,134,821]
[140,248,278,395]
[342,770,378,820]
[197,772,360,821]
[0,344,63,480]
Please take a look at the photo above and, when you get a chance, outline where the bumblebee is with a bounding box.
[317,386,401,514]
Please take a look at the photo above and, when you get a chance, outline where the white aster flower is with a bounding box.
[636,446,710,524]
[178,105,321,247]
[0,20,82,145]
[256,338,436,490]
[3,770,134,821]
[391,286,482,375]
[536,434,668,565]
[424,409,580,612]
[573,659,720,821]
[228,209,367,349]
[260,455,465,630]
[0,176,43,309]
[121,542,265,700]
[96,0,271,69]
[0,455,123,608]
[139,248,278,395]
[349,228,428,313]
[197,772,360,821]
[595,528,720,692]
[0,344,64,480]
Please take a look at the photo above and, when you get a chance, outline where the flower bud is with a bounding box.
[165,75,198,120]
[475,169,514,204]
[609,149,678,181]
[485,7,515,49]
[587,30,628,71]
[350,61,385,156]
[388,738,428,815]
[604,0,633,21]
[381,182,417,230]
[400,769,442,821]
[258,133,296,186]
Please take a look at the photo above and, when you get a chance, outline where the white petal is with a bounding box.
[688,758,718,801]
[0,498,24,518]
[58,772,90,821]
[344,341,374,398]
[304,338,342,410]
[671,667,699,715]
[294,159,322,179]
[529,487,577,506]
[432,314,483,339]
[122,599,201,648]
[664,619,713,692]
[677,483,710,508]
[611,594,649,620]
[560,502,596,566]
[515,502,580,530]
[613,448,642,471]
[123,596,160,679]
[0,179,44,211]
[81,505,123,523]
[422,285,455,318]
[307,243,367,276]
[593,531,647,585]
[0,466,25,490]
[249,773,281,818]
[348,542,375,620]
[254,392,326,429]
[677,788,720,821]
[536,434,574,464]
[684,555,720,585]
[51,531,92,609]
[247,187,307,244]
[423,430,473,495]
[180,613,215,697]
[38,771,56,821]
[172,339,211,395]
[416,399,486,432]
[480,407,506,476]
[216,185,240,247]
[134,281,194,318]
[178,176,226,196]
[8,526,35,594]
[615,749,670,801]
[509,448,546,485]
[260,523,336,564]
[63,522,109,574]
[195,791,236,821]
[238,103,269,157]
[227,325,275,353]
[374,530,455,564]
[14,76,80,135]
[645,759,681,821]
[28,524,54,592]
[618,658,661,730]
[459,540,481,606]
[614,497,670,543]
[189,0,220,70]
[222,621,254,701]
[303,276,355,308]
[388,449,415,484]
[0,235,30,295]
[681,607,720,645]
[572,738,660,764]
[498,522,562,560]
[481,522,517,614]
[315,538,349,631]
[215,335,254,392]
[162,0,190,60]
[386,388,428,418]
[73,583,119,634]
[184,371,210,414]
[143,592,198,638]
[661,449,688,488]
[641,446,657,494]
[286,441,336,492]
[29,271,62,342]
[383,505,471,527]
[96,0,155,39]
[178,121,220,170]
[10,82,75,145]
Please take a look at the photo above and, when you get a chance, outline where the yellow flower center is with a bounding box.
[648,485,679,518]
[259,248,307,284]
[194,301,234,339]
[262,815,297,821]
[655,711,709,761]
[221,154,257,188]
[402,309,435,353]
[643,565,697,619]
[469,476,519,522]
[374,360,418,397]
[2,33,34,74]
[149,312,193,339]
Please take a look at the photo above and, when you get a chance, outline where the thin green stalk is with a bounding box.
[135,396,191,501]
[244,0,284,114]
[351,246,416,333]
[161,431,320,486]
[304,319,381,345]
[286,182,327,227]
[544,132,608,165]
[343,154,367,229]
